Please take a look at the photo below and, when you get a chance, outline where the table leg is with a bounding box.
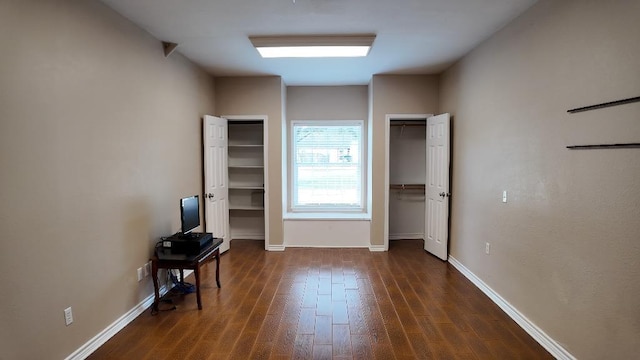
[151,259,159,311]
[215,250,221,288]
[194,265,202,310]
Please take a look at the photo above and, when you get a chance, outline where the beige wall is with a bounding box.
[3,0,637,358]
[215,77,285,246]
[287,86,368,121]
[370,75,439,246]
[284,86,371,247]
[0,1,216,359]
[286,86,368,217]
[439,0,640,358]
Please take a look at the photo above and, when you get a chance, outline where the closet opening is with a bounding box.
[388,118,427,250]
[226,117,269,249]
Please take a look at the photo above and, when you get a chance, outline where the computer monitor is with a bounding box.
[180,195,200,234]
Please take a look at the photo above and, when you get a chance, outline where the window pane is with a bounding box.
[293,123,362,209]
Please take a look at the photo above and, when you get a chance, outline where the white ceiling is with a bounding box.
[100,0,537,86]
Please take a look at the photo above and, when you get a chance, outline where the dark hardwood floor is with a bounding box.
[88,240,553,359]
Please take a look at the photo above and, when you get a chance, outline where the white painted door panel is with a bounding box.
[203,115,230,253]
[425,113,450,260]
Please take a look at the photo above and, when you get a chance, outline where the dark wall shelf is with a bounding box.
[567,96,640,113]
[566,96,639,149]
[566,143,640,150]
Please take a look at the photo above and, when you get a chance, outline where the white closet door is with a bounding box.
[424,113,450,260]
[203,115,230,253]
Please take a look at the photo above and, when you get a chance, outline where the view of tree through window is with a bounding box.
[292,122,363,210]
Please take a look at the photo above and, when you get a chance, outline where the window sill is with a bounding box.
[283,212,371,221]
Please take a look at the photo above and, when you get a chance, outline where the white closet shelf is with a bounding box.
[228,165,264,169]
[228,144,264,147]
[227,118,266,241]
[229,205,265,210]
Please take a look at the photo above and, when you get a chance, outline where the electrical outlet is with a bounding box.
[137,267,143,281]
[502,190,508,203]
[64,307,73,326]
[485,242,491,254]
[143,262,150,277]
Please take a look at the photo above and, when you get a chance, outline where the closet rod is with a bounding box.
[390,122,426,127]
[228,120,263,125]
[389,184,425,190]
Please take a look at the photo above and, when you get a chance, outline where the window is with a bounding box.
[290,120,365,212]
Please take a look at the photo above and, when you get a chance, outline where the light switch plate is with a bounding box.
[143,262,150,277]
[64,307,73,326]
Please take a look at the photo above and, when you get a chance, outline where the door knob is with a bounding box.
[206,193,214,199]
[439,192,451,198]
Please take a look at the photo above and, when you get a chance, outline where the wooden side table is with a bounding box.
[151,237,223,311]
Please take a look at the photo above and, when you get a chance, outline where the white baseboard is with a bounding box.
[64,269,195,360]
[286,244,370,249]
[389,233,424,240]
[267,245,285,251]
[231,233,265,240]
[64,284,170,360]
[448,256,575,360]
[369,244,386,252]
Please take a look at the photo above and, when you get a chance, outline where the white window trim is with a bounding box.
[288,120,367,216]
